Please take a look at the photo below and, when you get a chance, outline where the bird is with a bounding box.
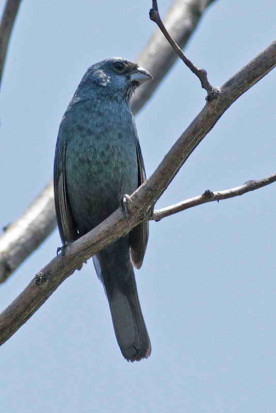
[54,58,152,361]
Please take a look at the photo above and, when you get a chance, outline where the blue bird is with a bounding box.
[54,58,152,361]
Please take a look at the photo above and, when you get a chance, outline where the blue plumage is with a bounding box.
[54,58,152,361]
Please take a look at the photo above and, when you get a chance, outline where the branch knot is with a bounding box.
[35,271,51,287]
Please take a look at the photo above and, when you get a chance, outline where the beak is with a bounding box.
[130,66,153,85]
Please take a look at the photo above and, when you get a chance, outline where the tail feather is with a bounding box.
[93,247,151,362]
[108,275,151,361]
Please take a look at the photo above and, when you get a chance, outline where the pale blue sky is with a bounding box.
[1,1,276,412]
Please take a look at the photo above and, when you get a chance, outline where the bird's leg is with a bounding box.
[57,241,84,271]
[56,241,72,256]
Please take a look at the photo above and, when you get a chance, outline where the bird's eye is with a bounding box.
[113,62,126,73]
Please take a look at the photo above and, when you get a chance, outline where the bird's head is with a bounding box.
[77,58,152,101]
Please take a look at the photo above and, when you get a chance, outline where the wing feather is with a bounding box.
[54,132,78,244]
[129,140,149,269]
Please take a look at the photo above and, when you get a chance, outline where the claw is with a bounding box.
[57,241,72,256]
[121,194,132,226]
[57,241,84,271]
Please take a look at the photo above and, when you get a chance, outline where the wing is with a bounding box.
[54,130,78,244]
[129,139,149,269]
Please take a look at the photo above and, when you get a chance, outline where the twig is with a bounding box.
[132,0,217,112]
[149,0,219,100]
[0,42,275,345]
[153,174,276,221]
[0,0,23,87]
[0,0,218,282]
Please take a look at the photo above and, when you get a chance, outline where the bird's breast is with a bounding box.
[64,100,138,232]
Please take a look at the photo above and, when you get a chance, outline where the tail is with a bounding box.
[107,270,151,361]
[93,241,151,362]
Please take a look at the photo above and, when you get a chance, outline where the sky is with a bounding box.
[0,0,276,412]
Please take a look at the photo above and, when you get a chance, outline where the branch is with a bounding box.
[153,173,276,221]
[0,0,22,86]
[131,42,276,210]
[149,0,218,99]
[0,42,275,345]
[0,0,218,282]
[132,0,217,113]
[0,183,56,283]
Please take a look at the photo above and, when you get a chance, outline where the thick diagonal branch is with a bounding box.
[0,0,218,283]
[0,42,275,345]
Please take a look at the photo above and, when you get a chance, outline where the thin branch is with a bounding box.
[0,183,56,283]
[0,0,218,283]
[0,0,22,86]
[153,173,276,221]
[0,42,275,345]
[149,0,218,99]
[132,0,217,113]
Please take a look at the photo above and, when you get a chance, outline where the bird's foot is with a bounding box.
[121,194,132,226]
[57,241,84,270]
[56,241,72,256]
